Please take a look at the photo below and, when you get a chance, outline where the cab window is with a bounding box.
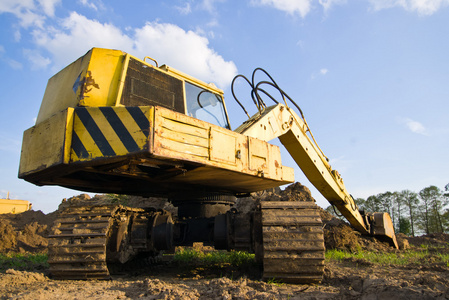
[185,82,230,129]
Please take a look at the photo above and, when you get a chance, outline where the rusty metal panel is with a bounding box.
[210,127,237,165]
[19,108,73,177]
[248,137,269,177]
[153,106,210,161]
[267,143,283,179]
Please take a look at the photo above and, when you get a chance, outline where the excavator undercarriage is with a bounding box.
[48,199,325,283]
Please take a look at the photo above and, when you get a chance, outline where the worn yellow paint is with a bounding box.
[77,48,125,107]
[210,127,237,165]
[151,106,291,183]
[36,48,126,124]
[19,109,72,177]
[248,137,269,175]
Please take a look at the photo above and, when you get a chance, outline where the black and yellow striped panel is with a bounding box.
[71,106,151,162]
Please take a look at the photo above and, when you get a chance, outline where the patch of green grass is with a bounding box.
[266,277,284,287]
[326,248,449,266]
[173,248,256,268]
[0,253,48,272]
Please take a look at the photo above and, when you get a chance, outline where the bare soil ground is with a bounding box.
[0,183,448,299]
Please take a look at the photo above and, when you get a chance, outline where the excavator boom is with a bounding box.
[235,103,398,248]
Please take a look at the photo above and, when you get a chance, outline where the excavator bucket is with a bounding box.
[371,212,398,249]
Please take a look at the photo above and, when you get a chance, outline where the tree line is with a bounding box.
[326,184,449,236]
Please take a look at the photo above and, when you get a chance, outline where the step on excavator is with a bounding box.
[19,48,397,283]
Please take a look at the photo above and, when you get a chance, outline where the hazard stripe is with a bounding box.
[76,107,116,157]
[113,108,148,147]
[127,107,150,137]
[71,106,151,162]
[72,113,103,160]
[71,131,89,159]
[99,107,140,152]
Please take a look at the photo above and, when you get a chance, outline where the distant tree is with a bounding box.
[393,191,403,233]
[377,192,396,229]
[442,209,449,233]
[444,184,449,232]
[364,195,382,212]
[400,190,419,236]
[398,217,411,235]
[418,186,446,234]
[354,197,366,211]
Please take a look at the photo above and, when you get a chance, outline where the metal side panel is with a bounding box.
[71,106,153,162]
[153,106,249,171]
[19,108,74,178]
[153,106,293,183]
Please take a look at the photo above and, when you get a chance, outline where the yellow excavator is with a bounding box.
[19,48,397,282]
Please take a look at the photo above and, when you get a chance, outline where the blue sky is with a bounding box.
[1,0,448,213]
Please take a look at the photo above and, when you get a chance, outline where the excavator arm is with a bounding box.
[235,103,398,248]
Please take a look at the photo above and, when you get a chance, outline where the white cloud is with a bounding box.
[251,0,346,17]
[31,12,237,88]
[6,58,24,70]
[0,0,44,28]
[311,68,329,79]
[31,12,134,70]
[133,22,237,88]
[319,0,347,12]
[201,0,226,13]
[0,0,60,27]
[252,0,448,16]
[78,0,99,11]
[369,0,449,15]
[23,48,51,69]
[176,3,192,15]
[0,45,23,69]
[399,117,428,135]
[37,0,61,16]
[251,0,313,17]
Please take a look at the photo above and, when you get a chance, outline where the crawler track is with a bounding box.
[48,205,119,280]
[260,201,325,283]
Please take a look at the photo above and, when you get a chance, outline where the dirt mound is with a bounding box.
[408,233,449,247]
[0,210,57,253]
